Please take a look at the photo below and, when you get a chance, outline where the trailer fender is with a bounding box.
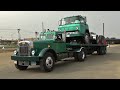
[75,47,87,56]
[74,47,87,60]
[39,48,57,60]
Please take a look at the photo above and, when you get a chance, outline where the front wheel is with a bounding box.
[40,52,55,72]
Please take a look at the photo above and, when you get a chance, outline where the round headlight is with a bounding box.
[14,50,17,55]
[31,50,35,56]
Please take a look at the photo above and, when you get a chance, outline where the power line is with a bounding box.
[0,29,18,30]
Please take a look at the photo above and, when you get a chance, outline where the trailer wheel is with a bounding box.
[97,47,102,55]
[97,47,106,55]
[74,49,86,62]
[15,63,28,70]
[103,47,107,55]
[104,47,107,54]
[40,52,55,72]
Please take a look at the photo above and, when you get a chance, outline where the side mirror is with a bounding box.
[84,17,87,23]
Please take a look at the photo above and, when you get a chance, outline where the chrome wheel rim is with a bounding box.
[82,51,85,59]
[46,57,53,68]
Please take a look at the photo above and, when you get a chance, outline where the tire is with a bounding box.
[15,63,28,70]
[97,47,106,55]
[74,49,86,62]
[40,52,55,72]
[84,33,90,44]
[104,47,107,55]
[103,47,107,55]
[97,47,102,55]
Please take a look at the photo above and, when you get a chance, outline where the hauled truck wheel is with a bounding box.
[74,48,86,62]
[15,63,28,70]
[40,52,55,72]
[84,33,90,44]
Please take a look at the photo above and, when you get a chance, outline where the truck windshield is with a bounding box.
[59,16,80,26]
[39,33,55,40]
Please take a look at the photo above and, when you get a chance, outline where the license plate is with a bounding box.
[18,61,29,66]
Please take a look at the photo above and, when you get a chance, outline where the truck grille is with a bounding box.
[19,42,29,56]
[19,46,29,56]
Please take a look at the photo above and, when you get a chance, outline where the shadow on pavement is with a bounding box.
[25,52,120,74]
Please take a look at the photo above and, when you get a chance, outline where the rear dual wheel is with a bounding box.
[74,48,86,62]
[97,47,107,55]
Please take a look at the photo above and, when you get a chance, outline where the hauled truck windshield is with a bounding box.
[59,16,86,26]
[59,16,80,25]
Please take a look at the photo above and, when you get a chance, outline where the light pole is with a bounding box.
[103,23,104,36]
[35,32,39,40]
[17,29,21,42]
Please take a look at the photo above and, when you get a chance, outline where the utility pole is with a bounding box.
[103,23,104,36]
[42,22,45,32]
[17,29,21,42]
[35,32,38,40]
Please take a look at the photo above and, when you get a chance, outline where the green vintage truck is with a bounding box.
[11,15,107,72]
[58,15,90,44]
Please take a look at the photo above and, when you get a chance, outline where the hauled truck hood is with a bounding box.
[58,24,80,31]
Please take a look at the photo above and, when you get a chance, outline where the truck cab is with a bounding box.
[35,30,67,54]
[11,30,68,72]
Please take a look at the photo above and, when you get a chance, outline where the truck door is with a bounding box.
[54,34,66,53]
[80,18,86,35]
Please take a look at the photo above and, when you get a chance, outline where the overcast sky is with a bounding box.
[0,11,119,40]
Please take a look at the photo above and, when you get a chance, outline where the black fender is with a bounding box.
[74,47,87,58]
[39,48,57,61]
[75,47,85,52]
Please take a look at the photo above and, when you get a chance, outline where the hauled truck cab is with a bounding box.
[58,15,90,44]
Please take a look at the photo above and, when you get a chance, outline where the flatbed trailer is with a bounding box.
[66,43,107,54]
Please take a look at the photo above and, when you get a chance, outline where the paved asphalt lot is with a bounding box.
[0,45,120,79]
